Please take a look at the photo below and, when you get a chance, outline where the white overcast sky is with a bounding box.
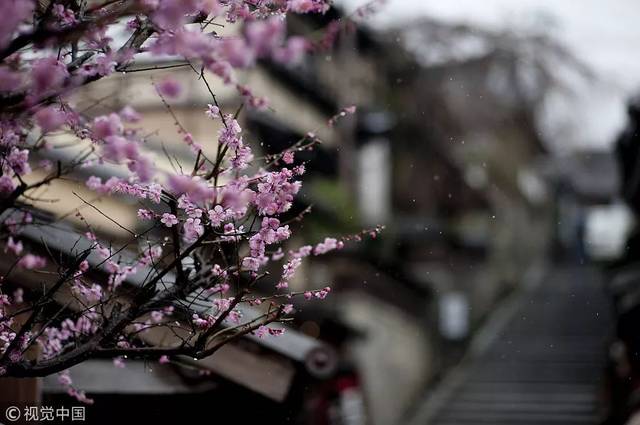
[340,0,640,151]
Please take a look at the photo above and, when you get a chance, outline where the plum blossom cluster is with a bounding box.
[147,4,314,104]
[89,111,156,182]
[58,371,94,405]
[0,0,385,406]
[0,211,48,271]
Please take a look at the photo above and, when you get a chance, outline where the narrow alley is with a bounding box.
[410,265,613,425]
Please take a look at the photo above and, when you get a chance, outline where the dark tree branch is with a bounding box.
[0,249,91,367]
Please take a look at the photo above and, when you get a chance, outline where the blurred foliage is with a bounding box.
[302,177,361,240]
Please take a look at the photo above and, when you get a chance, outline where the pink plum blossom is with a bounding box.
[0,0,34,48]
[35,107,66,132]
[92,114,123,140]
[5,237,23,256]
[288,0,330,14]
[282,151,295,164]
[161,213,179,227]
[207,205,228,227]
[205,104,220,119]
[245,17,285,58]
[314,237,344,255]
[18,254,47,270]
[30,57,68,97]
[137,209,154,220]
[119,106,141,123]
[157,77,182,98]
[0,176,15,195]
[183,217,204,242]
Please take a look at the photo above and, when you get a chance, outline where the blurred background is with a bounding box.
[6,1,640,424]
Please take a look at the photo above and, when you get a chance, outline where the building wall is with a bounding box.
[340,292,433,425]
